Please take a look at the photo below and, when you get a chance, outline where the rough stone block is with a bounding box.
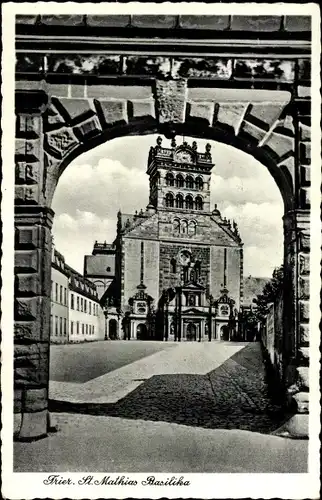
[15,226,41,249]
[41,15,84,26]
[296,366,309,390]
[15,346,49,386]
[15,162,40,184]
[155,80,187,124]
[132,15,177,29]
[293,391,309,413]
[246,103,283,130]
[17,115,41,137]
[300,187,311,208]
[189,102,214,125]
[14,413,22,436]
[18,409,48,440]
[14,388,23,412]
[15,15,38,24]
[299,231,310,251]
[298,86,311,98]
[216,103,248,134]
[299,254,310,275]
[299,300,309,321]
[180,15,229,30]
[301,165,311,185]
[299,324,310,345]
[15,185,40,204]
[24,388,48,412]
[15,138,40,160]
[16,273,41,295]
[231,16,282,31]
[46,127,79,159]
[97,100,127,127]
[299,122,311,142]
[273,414,308,438]
[14,321,42,342]
[299,277,310,299]
[15,250,39,273]
[130,99,156,119]
[59,98,96,122]
[263,131,294,159]
[241,120,266,143]
[73,115,102,140]
[86,15,129,27]
[284,16,311,32]
[300,141,311,164]
[298,347,310,365]
[15,296,43,320]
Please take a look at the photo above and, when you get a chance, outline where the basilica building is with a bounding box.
[86,137,244,341]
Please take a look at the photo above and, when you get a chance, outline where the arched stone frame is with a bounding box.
[14,75,310,439]
[195,195,204,210]
[175,193,184,209]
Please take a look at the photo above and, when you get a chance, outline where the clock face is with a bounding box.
[175,151,193,163]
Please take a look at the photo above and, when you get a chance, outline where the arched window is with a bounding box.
[181,220,188,234]
[195,176,204,190]
[186,176,194,189]
[165,193,174,207]
[176,194,184,209]
[195,196,203,210]
[185,195,194,210]
[170,258,177,273]
[176,174,184,188]
[166,172,174,186]
[188,221,196,236]
[173,219,180,234]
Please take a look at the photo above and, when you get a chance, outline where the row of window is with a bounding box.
[165,173,204,190]
[51,315,68,336]
[51,282,68,306]
[165,193,204,210]
[173,219,197,235]
[70,293,99,315]
[70,321,95,336]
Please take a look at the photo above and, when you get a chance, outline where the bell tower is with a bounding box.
[146,136,214,213]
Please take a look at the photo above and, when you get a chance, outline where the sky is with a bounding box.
[52,134,284,278]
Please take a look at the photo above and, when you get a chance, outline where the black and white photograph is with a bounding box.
[1,3,320,499]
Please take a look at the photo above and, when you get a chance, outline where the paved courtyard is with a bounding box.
[49,341,286,433]
[14,341,307,473]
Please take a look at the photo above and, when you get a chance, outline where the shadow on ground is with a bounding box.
[49,343,291,434]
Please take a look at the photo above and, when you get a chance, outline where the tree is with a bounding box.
[253,265,284,322]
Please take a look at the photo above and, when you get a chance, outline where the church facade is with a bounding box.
[91,137,244,341]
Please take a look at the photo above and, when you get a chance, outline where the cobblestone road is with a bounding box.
[50,342,287,434]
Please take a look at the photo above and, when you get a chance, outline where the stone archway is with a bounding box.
[14,15,311,440]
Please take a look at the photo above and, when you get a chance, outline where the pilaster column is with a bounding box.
[14,90,54,440]
[280,209,310,436]
[14,205,54,440]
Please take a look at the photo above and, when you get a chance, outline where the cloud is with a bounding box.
[53,210,117,273]
[53,158,149,219]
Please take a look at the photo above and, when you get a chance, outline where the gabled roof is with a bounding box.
[183,307,206,315]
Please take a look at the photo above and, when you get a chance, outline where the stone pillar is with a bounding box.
[282,210,310,423]
[14,205,54,440]
[14,90,54,440]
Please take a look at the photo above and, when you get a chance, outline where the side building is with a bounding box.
[50,246,105,344]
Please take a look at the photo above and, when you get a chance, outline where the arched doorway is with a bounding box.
[136,323,148,340]
[186,323,197,341]
[12,20,311,439]
[109,319,118,340]
[220,325,230,342]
